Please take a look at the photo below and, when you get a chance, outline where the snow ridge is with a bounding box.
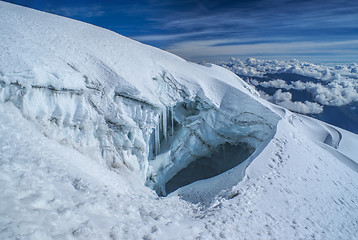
[0,1,279,196]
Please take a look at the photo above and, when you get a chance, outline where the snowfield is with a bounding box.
[1,2,358,239]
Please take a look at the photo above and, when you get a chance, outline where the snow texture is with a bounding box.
[1,2,358,239]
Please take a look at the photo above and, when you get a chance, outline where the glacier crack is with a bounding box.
[0,71,279,202]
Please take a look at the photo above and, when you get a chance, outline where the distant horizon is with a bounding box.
[3,0,358,64]
[184,56,358,66]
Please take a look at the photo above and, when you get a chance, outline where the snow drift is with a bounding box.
[1,2,358,239]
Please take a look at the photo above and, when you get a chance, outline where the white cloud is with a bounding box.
[166,39,358,62]
[278,101,324,114]
[133,32,205,42]
[132,30,233,42]
[47,6,104,18]
[260,79,291,89]
[310,81,358,106]
[272,89,292,102]
[257,90,272,101]
[220,59,358,107]
[259,89,324,114]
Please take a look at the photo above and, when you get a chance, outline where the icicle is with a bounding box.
[155,122,160,156]
[171,106,174,136]
[154,125,157,156]
[162,107,167,142]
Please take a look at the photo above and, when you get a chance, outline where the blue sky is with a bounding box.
[4,0,358,63]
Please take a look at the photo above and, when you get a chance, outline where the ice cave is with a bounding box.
[165,142,255,195]
[144,97,278,198]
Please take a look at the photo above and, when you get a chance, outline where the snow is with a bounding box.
[0,103,199,240]
[1,2,358,239]
[200,119,358,239]
[0,1,278,195]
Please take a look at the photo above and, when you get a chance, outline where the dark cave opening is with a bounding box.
[165,142,255,195]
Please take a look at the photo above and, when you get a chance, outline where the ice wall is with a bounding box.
[0,1,281,195]
[0,71,280,195]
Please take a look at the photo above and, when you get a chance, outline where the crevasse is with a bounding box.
[0,70,279,200]
[0,5,281,200]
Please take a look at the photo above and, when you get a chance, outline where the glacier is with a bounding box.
[0,1,279,198]
[1,2,358,239]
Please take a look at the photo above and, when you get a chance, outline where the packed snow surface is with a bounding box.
[1,2,358,239]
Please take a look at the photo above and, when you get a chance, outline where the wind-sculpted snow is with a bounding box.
[1,2,358,239]
[0,2,280,198]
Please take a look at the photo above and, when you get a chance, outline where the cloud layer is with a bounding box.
[219,58,358,114]
[259,89,324,114]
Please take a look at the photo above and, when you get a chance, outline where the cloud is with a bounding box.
[272,89,292,102]
[272,80,358,106]
[268,89,324,114]
[46,6,105,18]
[258,89,324,114]
[259,79,290,89]
[133,0,358,62]
[132,30,229,42]
[133,33,198,42]
[278,100,324,114]
[9,0,358,63]
[152,0,358,33]
[165,39,358,62]
[278,79,358,107]
[220,58,358,107]
[10,0,358,63]
[308,81,358,106]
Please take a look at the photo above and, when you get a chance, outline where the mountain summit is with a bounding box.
[1,2,357,239]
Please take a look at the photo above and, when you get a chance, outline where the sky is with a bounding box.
[3,0,358,63]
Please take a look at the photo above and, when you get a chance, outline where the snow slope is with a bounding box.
[1,2,358,239]
[0,1,278,196]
